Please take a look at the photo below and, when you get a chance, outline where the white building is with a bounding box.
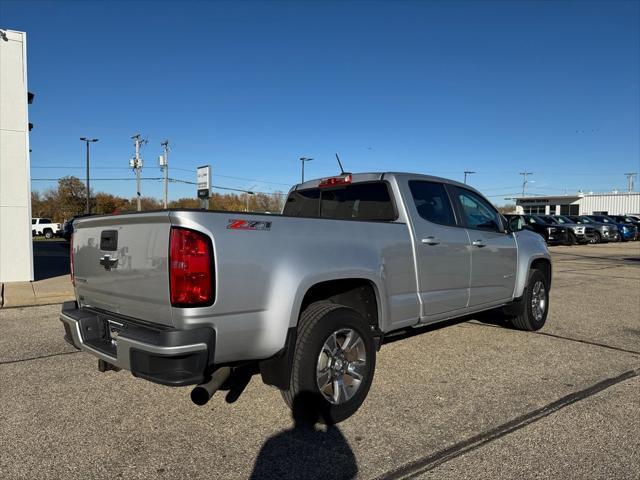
[0,29,33,282]
[515,192,640,216]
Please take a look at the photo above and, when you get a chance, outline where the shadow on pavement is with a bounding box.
[33,240,70,281]
[250,391,357,480]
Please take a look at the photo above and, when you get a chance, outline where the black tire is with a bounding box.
[566,231,577,246]
[592,231,601,244]
[43,229,53,239]
[281,302,376,424]
[510,269,550,331]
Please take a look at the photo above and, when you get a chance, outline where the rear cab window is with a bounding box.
[283,182,396,221]
[408,181,456,226]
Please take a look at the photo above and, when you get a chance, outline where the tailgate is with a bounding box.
[73,212,173,327]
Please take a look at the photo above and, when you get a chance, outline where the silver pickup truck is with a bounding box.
[60,172,552,423]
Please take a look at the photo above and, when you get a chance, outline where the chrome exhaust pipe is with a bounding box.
[190,367,231,406]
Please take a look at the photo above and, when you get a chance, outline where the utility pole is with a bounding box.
[519,172,533,197]
[300,157,313,183]
[80,137,98,214]
[463,171,475,184]
[130,134,147,211]
[159,140,170,209]
[624,172,637,192]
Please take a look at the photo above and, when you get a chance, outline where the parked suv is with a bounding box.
[505,214,570,245]
[539,215,595,244]
[566,215,619,244]
[588,215,636,242]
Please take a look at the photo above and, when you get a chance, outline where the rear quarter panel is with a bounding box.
[169,211,417,363]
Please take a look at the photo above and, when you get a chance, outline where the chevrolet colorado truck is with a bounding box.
[60,172,552,423]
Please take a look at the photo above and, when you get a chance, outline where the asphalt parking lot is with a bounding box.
[1,242,638,480]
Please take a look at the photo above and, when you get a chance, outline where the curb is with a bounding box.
[1,294,75,309]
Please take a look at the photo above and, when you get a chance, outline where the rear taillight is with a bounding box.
[169,228,213,306]
[70,234,75,286]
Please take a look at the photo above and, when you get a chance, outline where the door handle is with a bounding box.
[472,240,486,248]
[421,236,440,246]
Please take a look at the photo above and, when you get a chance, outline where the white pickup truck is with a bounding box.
[32,217,62,238]
[60,172,552,423]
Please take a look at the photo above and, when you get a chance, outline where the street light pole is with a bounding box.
[80,137,98,214]
[463,171,475,184]
[300,157,313,183]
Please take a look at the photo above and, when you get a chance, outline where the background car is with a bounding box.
[608,215,640,240]
[61,214,94,242]
[505,214,571,245]
[588,215,636,242]
[538,215,595,244]
[566,215,619,243]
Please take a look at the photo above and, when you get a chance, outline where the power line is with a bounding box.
[31,176,282,196]
[32,177,163,181]
[30,165,294,186]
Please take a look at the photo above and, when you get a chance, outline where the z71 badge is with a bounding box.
[227,219,272,231]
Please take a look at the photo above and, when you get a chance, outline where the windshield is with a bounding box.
[538,216,555,225]
[577,216,594,224]
[554,216,572,224]
[527,215,547,226]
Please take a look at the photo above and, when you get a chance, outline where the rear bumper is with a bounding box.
[60,301,215,386]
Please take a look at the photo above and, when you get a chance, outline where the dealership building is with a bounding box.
[0,29,33,283]
[515,192,640,216]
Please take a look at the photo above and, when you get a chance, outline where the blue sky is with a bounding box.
[2,0,639,203]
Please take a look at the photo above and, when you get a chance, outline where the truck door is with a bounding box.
[405,180,471,318]
[450,186,517,307]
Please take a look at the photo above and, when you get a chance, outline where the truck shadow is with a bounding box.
[33,240,70,281]
[250,391,357,480]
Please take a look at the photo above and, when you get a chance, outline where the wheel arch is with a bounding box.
[260,276,384,390]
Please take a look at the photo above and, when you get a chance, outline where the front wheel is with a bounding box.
[281,302,376,424]
[566,231,577,246]
[509,269,550,331]
[591,231,601,244]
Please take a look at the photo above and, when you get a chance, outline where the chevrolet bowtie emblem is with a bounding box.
[99,255,118,271]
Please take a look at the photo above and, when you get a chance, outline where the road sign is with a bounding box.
[197,165,211,199]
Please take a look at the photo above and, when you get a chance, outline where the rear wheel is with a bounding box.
[281,302,376,424]
[43,229,53,239]
[509,269,550,331]
[591,231,601,244]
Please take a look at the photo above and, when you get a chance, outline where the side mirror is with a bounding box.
[507,217,522,232]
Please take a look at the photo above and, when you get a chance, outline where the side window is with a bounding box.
[42,218,52,224]
[455,188,502,232]
[409,181,456,226]
[32,219,37,225]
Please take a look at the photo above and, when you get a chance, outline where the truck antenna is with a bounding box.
[335,153,346,175]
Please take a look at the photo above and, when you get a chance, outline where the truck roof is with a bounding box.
[294,171,478,194]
